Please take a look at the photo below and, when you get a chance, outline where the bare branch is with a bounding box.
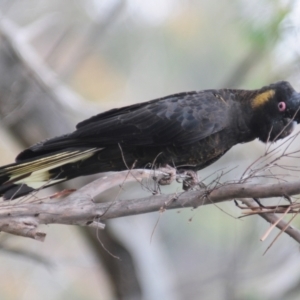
[1,169,300,243]
[238,198,300,244]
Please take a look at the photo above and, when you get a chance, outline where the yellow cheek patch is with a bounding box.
[252,90,275,108]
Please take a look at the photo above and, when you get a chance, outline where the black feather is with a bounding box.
[1,81,300,199]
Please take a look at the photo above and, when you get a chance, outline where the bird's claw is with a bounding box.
[157,165,176,185]
[181,170,199,191]
[156,167,205,191]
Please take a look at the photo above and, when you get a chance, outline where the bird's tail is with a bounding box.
[0,148,99,200]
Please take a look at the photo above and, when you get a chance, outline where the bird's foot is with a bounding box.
[182,170,198,191]
[156,166,205,191]
[157,165,177,185]
[177,170,205,191]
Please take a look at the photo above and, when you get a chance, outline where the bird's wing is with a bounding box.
[72,90,231,146]
[17,91,232,160]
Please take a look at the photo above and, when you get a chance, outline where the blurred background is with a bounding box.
[0,0,300,299]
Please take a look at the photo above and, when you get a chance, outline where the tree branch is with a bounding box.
[1,169,300,242]
[238,198,300,244]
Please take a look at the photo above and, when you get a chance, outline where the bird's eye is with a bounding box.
[278,102,286,112]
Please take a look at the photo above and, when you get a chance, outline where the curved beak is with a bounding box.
[287,92,300,122]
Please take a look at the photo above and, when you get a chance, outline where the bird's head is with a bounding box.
[249,81,300,142]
